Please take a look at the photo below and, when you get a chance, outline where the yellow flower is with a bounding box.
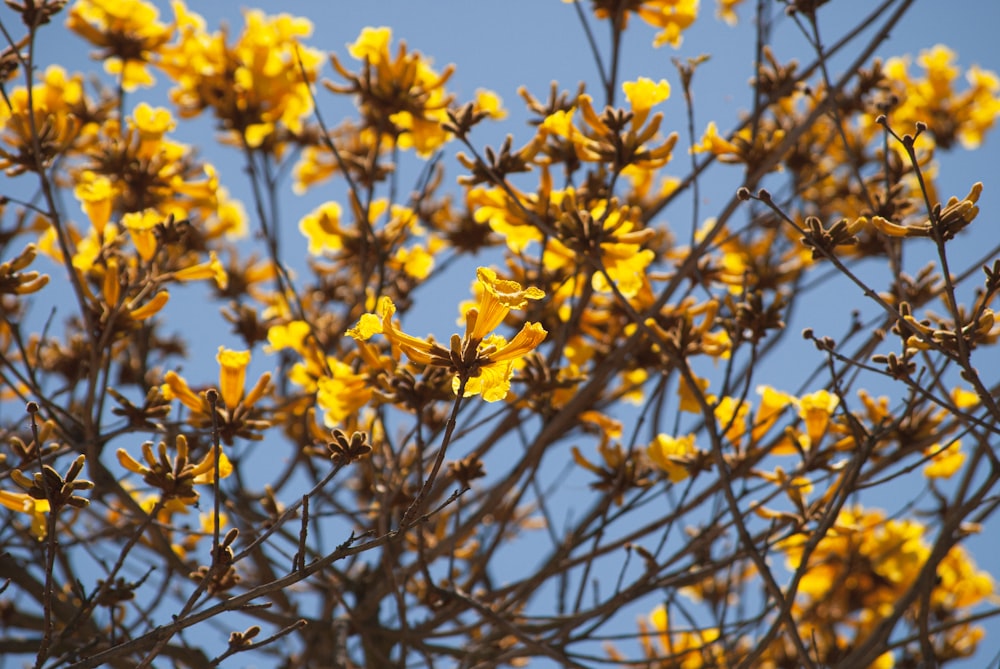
[267,320,312,356]
[331,26,455,156]
[797,389,839,447]
[316,360,374,425]
[163,350,271,442]
[577,0,699,48]
[67,0,173,91]
[121,209,161,262]
[217,347,252,410]
[455,323,548,401]
[74,171,116,234]
[348,268,546,402]
[677,373,712,413]
[159,3,321,147]
[714,395,750,447]
[474,88,507,120]
[622,77,671,128]
[716,0,746,25]
[648,433,696,482]
[172,251,228,289]
[0,489,50,539]
[923,440,965,479]
[692,120,741,157]
[467,266,545,341]
[752,385,794,442]
[299,201,345,255]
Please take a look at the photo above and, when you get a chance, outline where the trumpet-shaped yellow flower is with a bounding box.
[162,348,271,442]
[74,171,116,234]
[348,268,546,402]
[797,389,839,447]
[0,489,50,539]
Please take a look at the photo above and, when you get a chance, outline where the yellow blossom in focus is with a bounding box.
[162,348,271,442]
[0,489,50,539]
[348,268,546,402]
[216,347,251,410]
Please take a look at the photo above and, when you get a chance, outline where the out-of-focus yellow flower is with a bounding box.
[692,120,740,156]
[74,171,116,234]
[0,245,49,296]
[678,373,712,413]
[172,251,228,289]
[797,389,839,447]
[391,244,435,280]
[474,89,507,120]
[573,0,699,48]
[716,0,746,25]
[880,45,1000,150]
[0,66,84,176]
[714,395,750,447]
[923,440,965,479]
[67,0,173,91]
[648,433,697,482]
[752,385,794,443]
[118,209,159,262]
[299,202,345,255]
[159,2,321,149]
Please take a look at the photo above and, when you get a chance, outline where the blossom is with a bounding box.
[159,3,322,148]
[0,489,50,539]
[67,0,173,91]
[162,347,272,442]
[797,389,839,447]
[647,433,697,482]
[923,440,965,479]
[348,267,546,402]
[299,201,346,255]
[329,26,455,156]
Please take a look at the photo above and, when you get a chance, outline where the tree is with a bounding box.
[0,0,998,666]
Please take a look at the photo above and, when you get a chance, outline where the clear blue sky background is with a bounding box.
[16,0,1000,666]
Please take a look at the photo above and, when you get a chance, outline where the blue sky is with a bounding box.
[15,0,1000,666]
